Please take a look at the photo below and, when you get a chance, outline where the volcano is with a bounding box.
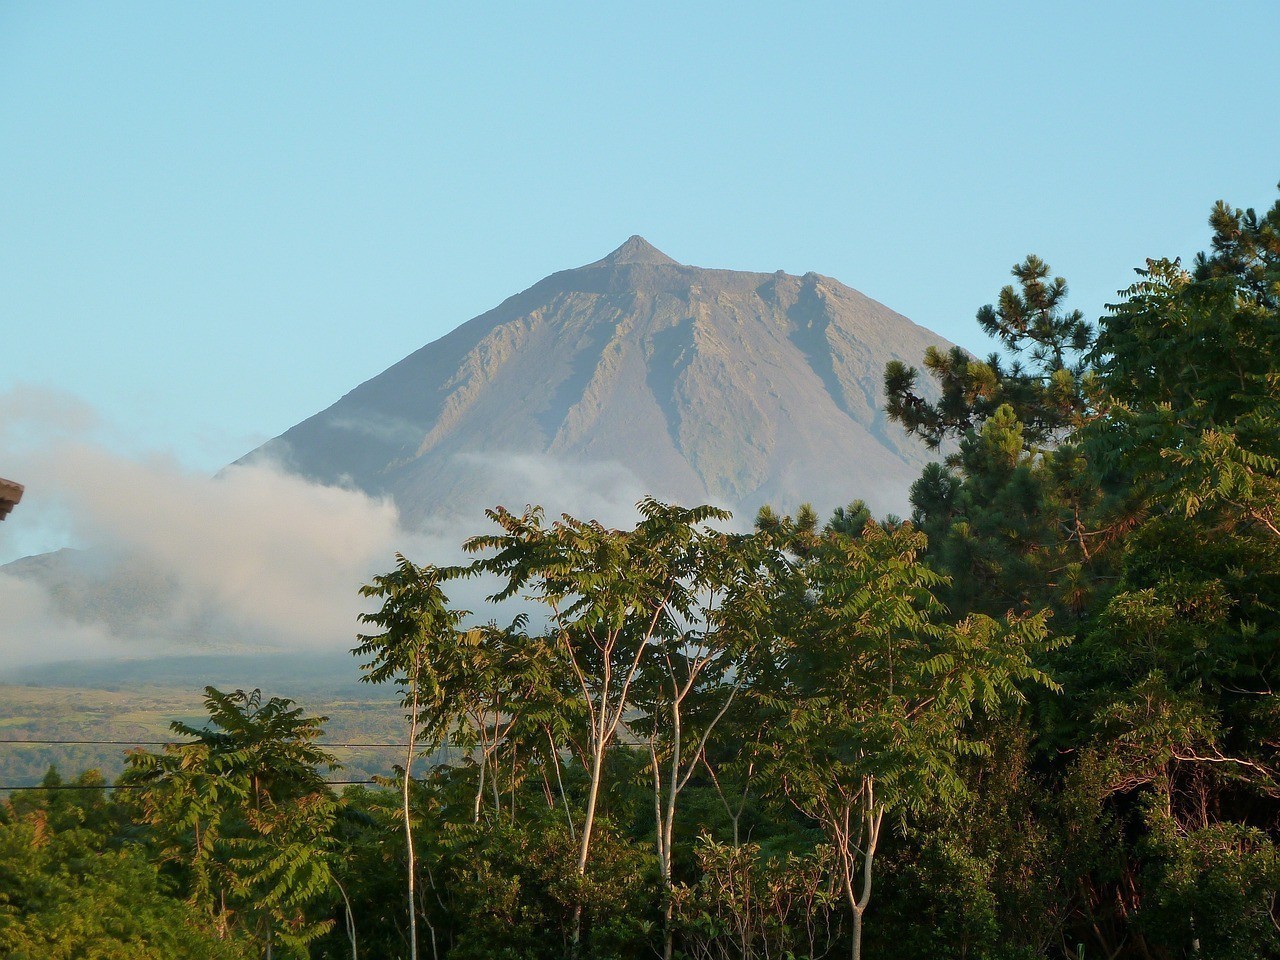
[239,236,952,522]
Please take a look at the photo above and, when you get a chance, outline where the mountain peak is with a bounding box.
[594,235,680,267]
[240,241,957,530]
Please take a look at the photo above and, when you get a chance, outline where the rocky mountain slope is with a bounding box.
[240,236,952,522]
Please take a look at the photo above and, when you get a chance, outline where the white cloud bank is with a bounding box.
[1,451,405,663]
[0,385,675,667]
[0,383,415,664]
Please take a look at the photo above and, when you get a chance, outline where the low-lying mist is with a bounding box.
[0,384,739,669]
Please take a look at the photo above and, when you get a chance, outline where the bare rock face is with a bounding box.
[240,237,952,523]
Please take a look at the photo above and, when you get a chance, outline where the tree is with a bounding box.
[125,687,340,959]
[631,524,778,960]
[355,556,469,960]
[878,182,1280,955]
[673,837,842,960]
[1091,232,1280,542]
[0,774,253,960]
[883,257,1111,626]
[464,497,731,951]
[764,515,1058,960]
[884,254,1093,450]
[1049,186,1280,955]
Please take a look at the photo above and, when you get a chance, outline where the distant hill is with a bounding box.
[239,236,954,523]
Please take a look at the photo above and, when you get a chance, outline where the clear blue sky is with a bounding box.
[3,1,1279,474]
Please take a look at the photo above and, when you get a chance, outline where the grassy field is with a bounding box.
[0,655,429,789]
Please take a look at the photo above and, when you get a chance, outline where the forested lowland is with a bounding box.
[3,185,1279,960]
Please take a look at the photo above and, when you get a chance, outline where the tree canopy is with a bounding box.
[6,181,1280,960]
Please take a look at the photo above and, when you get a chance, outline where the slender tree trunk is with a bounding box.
[567,617,659,952]
[539,762,555,809]
[651,762,664,874]
[510,740,519,825]
[549,730,576,839]
[703,755,751,849]
[571,733,607,950]
[660,699,682,960]
[841,784,882,960]
[492,747,502,816]
[404,654,421,960]
[732,768,750,849]
[655,658,741,960]
[335,877,358,960]
[577,658,613,880]
[473,745,486,823]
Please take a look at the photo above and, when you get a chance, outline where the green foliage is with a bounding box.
[672,837,842,960]
[872,834,1004,960]
[462,499,738,877]
[884,255,1092,449]
[355,555,474,752]
[1193,186,1280,304]
[443,814,659,960]
[754,512,1059,957]
[1090,248,1280,541]
[909,406,1066,616]
[1137,814,1280,960]
[0,774,252,960]
[883,180,1280,960]
[12,180,1280,960]
[123,687,340,958]
[767,517,1059,819]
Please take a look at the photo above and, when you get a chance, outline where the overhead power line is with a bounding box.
[0,738,415,747]
[1,779,384,792]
